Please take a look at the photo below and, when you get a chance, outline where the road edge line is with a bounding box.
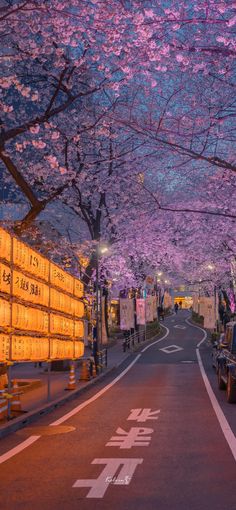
[186,318,236,462]
[0,326,171,464]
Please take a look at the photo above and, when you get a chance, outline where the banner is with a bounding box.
[163,291,172,309]
[146,297,154,322]
[192,295,198,313]
[199,297,207,317]
[120,298,134,330]
[153,296,157,319]
[101,296,108,345]
[203,297,216,329]
[136,299,145,325]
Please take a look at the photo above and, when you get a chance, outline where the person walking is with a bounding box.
[174,302,179,314]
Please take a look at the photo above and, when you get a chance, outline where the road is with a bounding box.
[1,311,236,510]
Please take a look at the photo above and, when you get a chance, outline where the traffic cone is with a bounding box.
[0,390,7,420]
[11,380,22,412]
[65,364,76,390]
[79,360,90,381]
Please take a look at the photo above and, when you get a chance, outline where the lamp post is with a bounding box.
[95,243,108,349]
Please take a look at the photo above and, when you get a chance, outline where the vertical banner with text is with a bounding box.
[120,299,134,330]
[136,299,146,325]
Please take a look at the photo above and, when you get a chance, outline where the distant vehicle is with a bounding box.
[216,322,236,403]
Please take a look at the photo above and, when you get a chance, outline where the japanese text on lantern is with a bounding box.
[0,227,85,362]
[13,270,49,307]
[50,263,74,294]
[12,303,49,333]
[0,334,10,362]
[11,336,49,361]
[0,262,11,294]
[13,237,49,281]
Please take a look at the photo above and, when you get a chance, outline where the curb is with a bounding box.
[0,329,163,439]
[0,353,131,440]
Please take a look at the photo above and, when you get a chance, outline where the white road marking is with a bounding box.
[141,325,169,353]
[186,318,236,462]
[0,328,169,464]
[160,345,183,354]
[106,426,153,449]
[127,408,160,422]
[174,325,186,329]
[73,458,143,498]
[0,436,40,465]
[181,361,194,364]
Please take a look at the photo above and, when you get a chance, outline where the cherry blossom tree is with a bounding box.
[0,0,235,295]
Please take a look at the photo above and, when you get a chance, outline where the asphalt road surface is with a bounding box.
[1,311,236,510]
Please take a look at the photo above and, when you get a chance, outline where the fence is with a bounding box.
[122,322,160,352]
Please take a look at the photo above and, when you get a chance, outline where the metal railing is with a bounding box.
[122,324,160,352]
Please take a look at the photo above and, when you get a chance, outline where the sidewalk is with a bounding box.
[0,331,160,439]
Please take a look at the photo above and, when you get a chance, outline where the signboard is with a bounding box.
[120,298,134,330]
[136,299,145,325]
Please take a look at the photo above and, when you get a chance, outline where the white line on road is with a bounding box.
[186,318,236,462]
[0,436,40,465]
[140,325,169,353]
[0,327,170,464]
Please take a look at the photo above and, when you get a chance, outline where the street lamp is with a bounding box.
[95,243,109,348]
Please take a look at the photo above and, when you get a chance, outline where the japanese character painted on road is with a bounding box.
[73,458,143,498]
[106,427,154,449]
[127,408,161,422]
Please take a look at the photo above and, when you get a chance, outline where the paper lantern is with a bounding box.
[0,228,11,262]
[74,278,84,298]
[50,314,74,337]
[11,335,49,361]
[0,297,11,327]
[13,270,49,307]
[13,238,49,281]
[0,262,11,294]
[0,334,10,362]
[12,303,49,333]
[73,299,84,318]
[74,321,84,339]
[50,263,74,294]
[74,340,84,358]
[50,338,74,359]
